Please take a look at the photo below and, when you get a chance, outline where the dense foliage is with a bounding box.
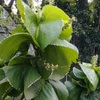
[0,0,78,99]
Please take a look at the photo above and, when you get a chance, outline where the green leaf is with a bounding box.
[59,25,73,41]
[37,59,52,80]
[5,64,41,92]
[0,68,5,81]
[37,20,64,49]
[17,0,24,20]
[42,5,70,22]
[49,66,70,80]
[11,25,28,34]
[17,0,37,36]
[42,39,78,80]
[24,67,41,89]
[49,80,69,100]
[72,67,86,79]
[65,81,82,100]
[0,82,10,99]
[5,65,26,91]
[35,82,58,100]
[80,90,100,100]
[0,33,33,65]
[24,78,45,99]
[79,63,99,91]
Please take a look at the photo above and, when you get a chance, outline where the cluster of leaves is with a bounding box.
[65,61,100,100]
[55,0,100,63]
[0,0,78,99]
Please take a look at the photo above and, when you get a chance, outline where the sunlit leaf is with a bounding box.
[0,34,33,65]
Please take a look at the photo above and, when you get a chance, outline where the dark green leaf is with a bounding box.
[37,59,52,80]
[0,68,5,81]
[0,82,10,99]
[35,82,58,100]
[24,67,41,89]
[80,90,100,100]
[65,81,82,100]
[5,64,41,92]
[49,80,69,100]
[24,78,45,99]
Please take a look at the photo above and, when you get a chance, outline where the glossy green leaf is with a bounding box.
[49,80,69,100]
[24,78,45,99]
[72,67,86,79]
[42,5,70,22]
[65,81,82,100]
[37,20,64,49]
[0,34,33,65]
[35,82,58,100]
[79,63,99,91]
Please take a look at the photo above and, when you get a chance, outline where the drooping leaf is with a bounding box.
[0,34,33,65]
[65,81,82,100]
[49,80,69,100]
[79,63,99,91]
[24,78,45,100]
[35,82,58,100]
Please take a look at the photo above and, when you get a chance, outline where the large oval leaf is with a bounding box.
[37,20,64,49]
[0,33,33,65]
[42,39,78,80]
